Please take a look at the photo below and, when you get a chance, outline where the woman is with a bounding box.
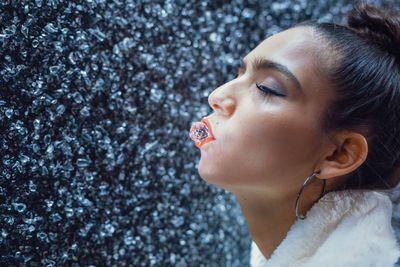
[189,1,400,266]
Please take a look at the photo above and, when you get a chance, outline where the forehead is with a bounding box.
[246,26,329,96]
[246,26,319,66]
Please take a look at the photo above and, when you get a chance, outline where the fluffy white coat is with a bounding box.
[250,190,400,267]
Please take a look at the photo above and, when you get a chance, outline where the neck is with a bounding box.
[231,184,322,259]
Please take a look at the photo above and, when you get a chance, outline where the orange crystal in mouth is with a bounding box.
[189,118,215,148]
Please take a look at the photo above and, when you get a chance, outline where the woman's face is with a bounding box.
[198,26,335,196]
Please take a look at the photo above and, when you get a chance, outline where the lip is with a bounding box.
[195,117,216,149]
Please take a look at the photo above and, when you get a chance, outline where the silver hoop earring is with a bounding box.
[295,171,326,220]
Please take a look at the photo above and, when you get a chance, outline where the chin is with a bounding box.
[197,159,217,184]
[197,160,235,190]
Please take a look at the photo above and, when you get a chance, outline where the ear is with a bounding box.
[317,131,368,179]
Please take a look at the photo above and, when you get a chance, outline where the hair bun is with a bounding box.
[346,1,400,57]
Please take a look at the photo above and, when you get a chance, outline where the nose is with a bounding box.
[208,83,236,116]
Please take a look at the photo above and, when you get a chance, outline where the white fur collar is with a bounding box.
[250,190,400,267]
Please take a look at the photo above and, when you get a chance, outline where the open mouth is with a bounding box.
[189,117,215,148]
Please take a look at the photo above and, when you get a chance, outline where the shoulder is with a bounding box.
[306,190,400,267]
[250,241,269,267]
[250,190,400,267]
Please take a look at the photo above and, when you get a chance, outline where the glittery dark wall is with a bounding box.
[1,0,399,266]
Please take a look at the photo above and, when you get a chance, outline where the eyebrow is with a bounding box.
[241,57,303,93]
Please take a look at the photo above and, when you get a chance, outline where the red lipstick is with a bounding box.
[189,117,215,148]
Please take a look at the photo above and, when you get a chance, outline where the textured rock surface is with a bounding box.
[0,0,398,266]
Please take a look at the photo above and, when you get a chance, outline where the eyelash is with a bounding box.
[237,66,286,97]
[256,83,286,97]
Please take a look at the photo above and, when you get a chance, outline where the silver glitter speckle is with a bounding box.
[2,0,396,266]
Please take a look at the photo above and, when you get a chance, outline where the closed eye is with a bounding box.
[256,83,286,97]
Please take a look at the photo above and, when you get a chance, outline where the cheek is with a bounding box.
[261,118,322,166]
[198,115,322,188]
[239,118,318,177]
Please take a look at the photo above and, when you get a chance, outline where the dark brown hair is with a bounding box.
[299,1,400,190]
